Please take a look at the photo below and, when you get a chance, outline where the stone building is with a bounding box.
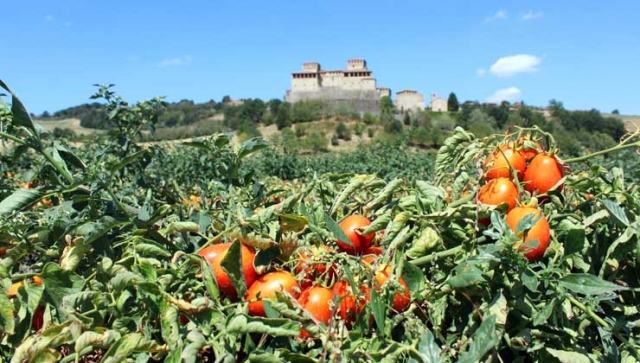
[394,90,425,114]
[284,59,391,114]
[428,93,448,112]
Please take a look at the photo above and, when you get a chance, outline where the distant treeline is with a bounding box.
[38,93,627,156]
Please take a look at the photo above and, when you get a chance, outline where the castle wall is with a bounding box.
[429,98,448,112]
[395,91,425,113]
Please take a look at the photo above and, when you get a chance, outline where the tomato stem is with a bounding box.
[409,245,464,266]
[567,295,610,329]
[563,139,640,164]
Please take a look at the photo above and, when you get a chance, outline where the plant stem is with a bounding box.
[564,140,640,164]
[567,295,610,329]
[39,146,75,184]
[0,131,26,145]
[410,245,464,266]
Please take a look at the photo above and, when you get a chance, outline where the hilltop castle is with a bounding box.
[285,59,445,114]
[285,59,392,114]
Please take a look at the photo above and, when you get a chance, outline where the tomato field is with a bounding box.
[2,80,640,362]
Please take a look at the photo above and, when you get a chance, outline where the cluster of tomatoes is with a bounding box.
[6,276,45,331]
[197,215,411,338]
[476,137,565,261]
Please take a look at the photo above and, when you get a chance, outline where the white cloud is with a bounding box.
[45,14,54,21]
[522,11,543,20]
[158,55,193,68]
[485,10,507,22]
[477,68,486,77]
[489,54,541,77]
[487,87,522,104]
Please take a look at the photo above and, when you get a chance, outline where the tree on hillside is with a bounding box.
[268,98,283,116]
[612,109,620,115]
[379,96,394,121]
[447,92,460,112]
[276,102,292,130]
[222,95,232,104]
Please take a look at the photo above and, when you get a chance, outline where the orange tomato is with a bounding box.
[523,153,564,195]
[332,280,369,325]
[372,265,412,313]
[337,215,374,255]
[484,145,526,181]
[198,242,258,299]
[505,206,551,261]
[517,137,543,161]
[298,285,335,338]
[477,178,519,212]
[245,271,300,317]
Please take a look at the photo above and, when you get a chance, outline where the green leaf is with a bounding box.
[602,199,630,228]
[278,351,320,363]
[324,212,352,247]
[160,300,181,348]
[533,299,555,326]
[75,330,122,352]
[75,216,120,246]
[564,226,586,256]
[248,350,285,363]
[40,263,84,314]
[406,226,442,259]
[370,287,386,333]
[220,240,247,298]
[237,137,269,159]
[199,257,220,300]
[558,273,629,295]
[134,241,171,258]
[226,314,300,336]
[408,330,444,363]
[101,333,160,363]
[448,264,485,288]
[0,188,42,215]
[521,269,539,292]
[457,314,499,363]
[277,213,308,233]
[55,143,86,170]
[402,261,426,296]
[545,348,598,363]
[181,330,207,363]
[0,78,36,132]
[110,149,150,174]
[0,291,15,334]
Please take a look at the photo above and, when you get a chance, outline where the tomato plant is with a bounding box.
[331,280,369,325]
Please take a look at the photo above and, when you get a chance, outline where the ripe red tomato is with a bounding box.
[477,178,519,212]
[523,153,564,195]
[517,137,543,161]
[337,215,374,255]
[245,270,300,317]
[295,245,336,289]
[198,242,258,299]
[373,265,411,313]
[298,286,335,338]
[484,145,526,181]
[332,280,369,325]
[505,206,551,261]
[363,246,383,256]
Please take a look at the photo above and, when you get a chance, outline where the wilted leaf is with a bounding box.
[226,315,300,336]
[278,213,308,233]
[0,291,15,334]
[545,348,598,363]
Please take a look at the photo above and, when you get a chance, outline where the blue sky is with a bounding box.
[1,1,639,115]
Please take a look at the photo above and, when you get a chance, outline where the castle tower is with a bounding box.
[347,59,367,70]
[302,62,321,72]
